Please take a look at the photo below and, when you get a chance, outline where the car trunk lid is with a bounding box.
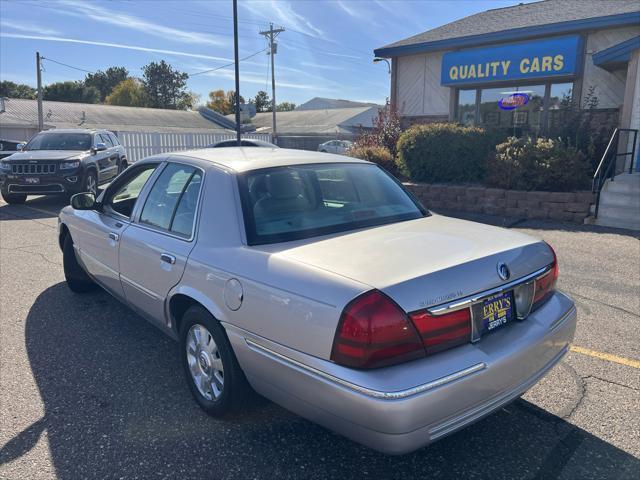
[259,215,552,313]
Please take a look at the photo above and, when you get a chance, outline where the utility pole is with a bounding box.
[232,0,241,145]
[259,23,284,145]
[36,51,44,131]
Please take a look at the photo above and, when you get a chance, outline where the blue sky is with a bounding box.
[1,0,524,106]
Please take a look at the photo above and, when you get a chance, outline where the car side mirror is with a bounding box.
[70,192,96,210]
[93,142,107,153]
[16,143,25,151]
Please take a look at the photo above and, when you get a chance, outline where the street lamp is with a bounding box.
[373,57,391,74]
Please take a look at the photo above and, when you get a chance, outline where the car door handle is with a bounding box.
[160,253,176,265]
[108,232,119,242]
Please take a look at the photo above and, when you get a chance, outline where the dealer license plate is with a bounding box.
[481,291,514,333]
[25,177,40,184]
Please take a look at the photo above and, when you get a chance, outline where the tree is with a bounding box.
[277,101,296,112]
[177,91,200,110]
[0,81,36,99]
[105,78,148,107]
[226,90,244,112]
[254,90,271,112]
[207,89,230,114]
[43,81,100,103]
[85,66,129,101]
[206,90,244,115]
[141,60,189,110]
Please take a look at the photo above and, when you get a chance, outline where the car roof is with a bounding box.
[210,139,277,148]
[37,128,113,134]
[146,147,370,173]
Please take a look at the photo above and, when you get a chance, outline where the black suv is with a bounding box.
[0,129,127,204]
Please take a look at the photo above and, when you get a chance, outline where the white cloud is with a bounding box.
[56,0,227,46]
[0,33,231,62]
[335,1,358,18]
[200,67,321,90]
[299,62,344,71]
[0,20,61,36]
[241,1,324,38]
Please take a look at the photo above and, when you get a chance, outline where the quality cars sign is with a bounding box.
[441,36,580,86]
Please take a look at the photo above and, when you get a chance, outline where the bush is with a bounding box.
[486,136,591,191]
[346,145,397,174]
[396,123,495,183]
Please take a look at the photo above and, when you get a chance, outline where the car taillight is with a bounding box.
[409,308,472,355]
[330,290,425,369]
[533,243,559,308]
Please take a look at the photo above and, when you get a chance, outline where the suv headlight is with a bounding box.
[60,160,80,170]
[0,161,11,172]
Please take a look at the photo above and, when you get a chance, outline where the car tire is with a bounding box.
[63,234,97,293]
[180,305,253,416]
[1,190,27,204]
[82,169,98,195]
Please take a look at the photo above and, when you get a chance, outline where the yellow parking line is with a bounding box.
[570,345,640,369]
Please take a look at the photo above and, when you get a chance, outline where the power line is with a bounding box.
[189,48,267,76]
[41,56,95,74]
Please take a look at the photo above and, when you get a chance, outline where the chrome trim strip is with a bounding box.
[549,305,576,333]
[428,265,552,315]
[120,274,163,301]
[245,338,486,400]
[78,250,119,277]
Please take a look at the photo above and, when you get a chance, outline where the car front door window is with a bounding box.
[105,165,157,218]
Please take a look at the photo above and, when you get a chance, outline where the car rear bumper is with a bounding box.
[226,291,577,454]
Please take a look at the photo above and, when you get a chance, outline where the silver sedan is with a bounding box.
[58,148,576,454]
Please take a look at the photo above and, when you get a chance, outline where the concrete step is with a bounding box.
[593,216,640,231]
[598,190,640,209]
[603,173,640,194]
[596,204,640,221]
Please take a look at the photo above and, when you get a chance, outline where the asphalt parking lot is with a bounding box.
[1,196,639,480]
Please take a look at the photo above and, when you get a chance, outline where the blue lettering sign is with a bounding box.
[441,36,580,86]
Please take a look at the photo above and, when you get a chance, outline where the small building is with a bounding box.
[247,106,381,150]
[295,97,380,111]
[375,0,640,229]
[0,98,270,161]
[375,0,639,165]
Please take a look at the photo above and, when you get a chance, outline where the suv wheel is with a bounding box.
[63,234,97,293]
[180,306,253,416]
[83,170,98,195]
[1,189,27,204]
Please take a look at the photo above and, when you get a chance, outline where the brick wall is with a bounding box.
[404,183,595,223]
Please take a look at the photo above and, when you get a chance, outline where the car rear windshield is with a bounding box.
[25,133,92,151]
[238,163,426,245]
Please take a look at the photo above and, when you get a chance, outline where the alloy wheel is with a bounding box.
[186,324,225,401]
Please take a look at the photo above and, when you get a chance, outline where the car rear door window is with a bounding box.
[139,163,200,235]
[170,172,202,237]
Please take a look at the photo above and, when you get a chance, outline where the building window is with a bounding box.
[456,82,573,134]
[457,89,476,126]
[547,82,574,131]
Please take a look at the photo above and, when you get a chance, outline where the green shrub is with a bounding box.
[486,136,590,191]
[346,145,398,174]
[396,123,495,183]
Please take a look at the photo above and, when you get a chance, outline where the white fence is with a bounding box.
[116,131,272,162]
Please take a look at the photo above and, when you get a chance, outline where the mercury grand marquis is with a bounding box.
[58,148,577,454]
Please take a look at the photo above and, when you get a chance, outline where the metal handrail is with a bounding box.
[592,128,638,218]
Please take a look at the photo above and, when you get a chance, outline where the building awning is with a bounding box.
[593,36,640,71]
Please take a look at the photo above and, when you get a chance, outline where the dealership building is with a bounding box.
[375,0,639,168]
